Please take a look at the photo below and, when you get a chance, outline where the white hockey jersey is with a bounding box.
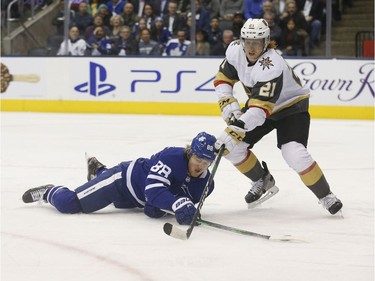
[57,38,87,56]
[214,40,310,118]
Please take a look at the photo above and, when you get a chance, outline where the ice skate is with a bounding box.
[245,161,278,207]
[22,184,54,203]
[86,152,106,181]
[319,192,343,215]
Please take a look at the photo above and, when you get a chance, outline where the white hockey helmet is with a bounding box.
[240,18,270,52]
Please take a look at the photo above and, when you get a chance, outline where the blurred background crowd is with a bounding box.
[2,0,372,57]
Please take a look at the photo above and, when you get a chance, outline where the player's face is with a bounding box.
[188,155,212,177]
[242,38,264,63]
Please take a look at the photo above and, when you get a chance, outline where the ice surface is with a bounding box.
[1,112,374,281]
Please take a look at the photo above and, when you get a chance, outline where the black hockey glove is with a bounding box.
[144,202,167,218]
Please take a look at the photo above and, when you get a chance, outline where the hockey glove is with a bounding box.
[172,197,196,225]
[144,202,167,218]
[215,123,246,155]
[218,97,242,125]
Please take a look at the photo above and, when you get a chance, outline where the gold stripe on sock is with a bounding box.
[235,151,258,174]
[300,162,323,186]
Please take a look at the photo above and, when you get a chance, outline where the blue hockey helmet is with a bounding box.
[190,132,217,161]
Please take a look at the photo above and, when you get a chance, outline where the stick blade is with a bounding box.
[163,223,188,240]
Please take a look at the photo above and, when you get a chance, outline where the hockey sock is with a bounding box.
[234,150,264,181]
[46,186,82,214]
[299,162,331,199]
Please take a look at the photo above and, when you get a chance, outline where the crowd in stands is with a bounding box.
[37,0,351,57]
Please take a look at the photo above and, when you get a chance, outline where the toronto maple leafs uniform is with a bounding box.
[43,147,214,214]
[215,40,310,122]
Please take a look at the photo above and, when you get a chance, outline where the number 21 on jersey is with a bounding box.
[259,81,276,97]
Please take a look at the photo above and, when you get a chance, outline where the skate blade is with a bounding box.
[247,186,279,209]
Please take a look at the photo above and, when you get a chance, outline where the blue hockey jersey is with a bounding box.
[120,147,214,211]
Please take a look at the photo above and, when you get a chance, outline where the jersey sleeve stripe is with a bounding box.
[147,174,171,185]
[145,182,166,191]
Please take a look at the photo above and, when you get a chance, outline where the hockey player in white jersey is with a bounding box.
[214,18,343,215]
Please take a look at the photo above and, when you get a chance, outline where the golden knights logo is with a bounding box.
[259,57,274,70]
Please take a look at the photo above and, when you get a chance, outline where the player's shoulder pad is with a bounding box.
[225,40,242,64]
[254,49,284,80]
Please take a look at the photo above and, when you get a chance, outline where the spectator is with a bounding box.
[142,3,156,29]
[84,14,111,41]
[163,29,190,56]
[231,11,245,40]
[52,0,75,36]
[206,17,223,48]
[258,0,279,21]
[96,4,112,27]
[186,29,210,56]
[70,1,93,36]
[89,0,99,16]
[263,11,282,46]
[106,0,126,16]
[179,0,220,19]
[150,17,172,52]
[203,0,220,19]
[184,12,193,40]
[219,0,245,30]
[152,0,170,17]
[279,0,309,32]
[129,0,149,18]
[57,26,87,56]
[210,29,234,56]
[120,2,140,30]
[162,1,186,35]
[190,0,210,31]
[109,14,124,39]
[244,0,264,19]
[279,18,304,56]
[86,26,114,55]
[138,28,162,55]
[300,0,324,49]
[279,0,309,54]
[70,0,86,12]
[133,17,148,41]
[112,25,139,55]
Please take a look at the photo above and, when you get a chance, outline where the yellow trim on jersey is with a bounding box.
[235,151,258,174]
[247,99,275,115]
[214,72,238,86]
[272,95,310,114]
[300,163,323,186]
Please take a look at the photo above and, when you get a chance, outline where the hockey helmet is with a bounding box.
[240,18,270,52]
[190,132,217,161]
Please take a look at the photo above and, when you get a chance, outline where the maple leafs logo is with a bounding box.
[258,56,274,70]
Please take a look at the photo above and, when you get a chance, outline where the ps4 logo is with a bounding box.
[74,62,116,96]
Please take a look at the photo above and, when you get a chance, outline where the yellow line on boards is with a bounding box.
[0,100,374,120]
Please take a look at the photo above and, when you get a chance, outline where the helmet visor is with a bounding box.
[241,38,264,51]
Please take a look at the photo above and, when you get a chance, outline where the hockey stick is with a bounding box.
[197,219,308,242]
[163,145,225,240]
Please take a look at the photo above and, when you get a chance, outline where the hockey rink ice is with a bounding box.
[1,112,374,281]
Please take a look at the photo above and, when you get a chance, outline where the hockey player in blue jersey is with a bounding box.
[22,132,217,225]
